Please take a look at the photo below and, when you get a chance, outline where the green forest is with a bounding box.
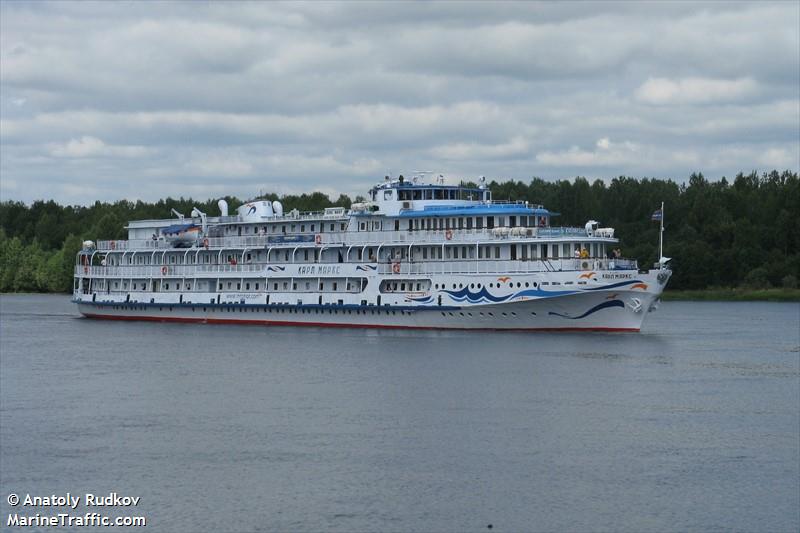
[1,170,798,294]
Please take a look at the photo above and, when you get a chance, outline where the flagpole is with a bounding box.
[659,201,664,267]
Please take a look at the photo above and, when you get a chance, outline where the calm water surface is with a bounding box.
[1,294,798,532]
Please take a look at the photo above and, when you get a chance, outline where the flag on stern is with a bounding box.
[651,208,663,221]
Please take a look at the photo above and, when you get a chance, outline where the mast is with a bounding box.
[658,201,664,267]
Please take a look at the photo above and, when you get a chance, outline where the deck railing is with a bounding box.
[95,226,614,251]
[76,258,638,278]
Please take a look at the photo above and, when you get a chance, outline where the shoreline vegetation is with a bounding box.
[1,171,798,295]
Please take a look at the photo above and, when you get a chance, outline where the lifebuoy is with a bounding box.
[110,241,116,250]
[581,261,589,270]
[392,262,401,274]
[161,266,168,275]
[315,234,322,245]
[203,238,209,249]
[445,229,453,240]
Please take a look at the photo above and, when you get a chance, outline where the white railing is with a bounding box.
[95,225,614,251]
[76,257,638,278]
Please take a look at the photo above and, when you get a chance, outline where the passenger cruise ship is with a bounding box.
[73,175,671,331]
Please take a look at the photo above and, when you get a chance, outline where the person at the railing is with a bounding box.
[580,247,589,259]
[573,248,580,259]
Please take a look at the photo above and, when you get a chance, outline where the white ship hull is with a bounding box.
[75,280,664,332]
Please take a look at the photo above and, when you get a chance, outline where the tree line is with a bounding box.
[1,170,797,293]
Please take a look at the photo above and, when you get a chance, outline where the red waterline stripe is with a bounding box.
[81,313,639,332]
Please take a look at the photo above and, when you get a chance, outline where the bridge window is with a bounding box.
[413,190,422,200]
[424,189,433,200]
[384,190,393,200]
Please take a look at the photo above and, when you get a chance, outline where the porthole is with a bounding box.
[525,282,530,287]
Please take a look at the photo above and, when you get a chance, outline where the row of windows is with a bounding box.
[441,310,530,318]
[106,304,415,316]
[358,215,548,233]
[372,188,488,202]
[105,242,607,267]
[225,222,347,236]
[218,280,365,292]
[95,277,584,294]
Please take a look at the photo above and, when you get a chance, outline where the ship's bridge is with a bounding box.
[360,175,552,224]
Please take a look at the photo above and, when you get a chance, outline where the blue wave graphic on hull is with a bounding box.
[356,264,377,271]
[548,299,625,319]
[442,286,513,303]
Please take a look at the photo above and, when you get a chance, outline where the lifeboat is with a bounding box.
[161,224,202,247]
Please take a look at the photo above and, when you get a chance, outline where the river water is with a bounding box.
[1,294,798,532]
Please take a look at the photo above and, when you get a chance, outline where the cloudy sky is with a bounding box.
[1,1,798,205]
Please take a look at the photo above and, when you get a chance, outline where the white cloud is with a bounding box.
[431,136,530,160]
[757,147,797,169]
[49,136,152,158]
[635,77,759,105]
[536,139,639,167]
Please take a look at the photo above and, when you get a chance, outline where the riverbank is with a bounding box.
[662,288,800,302]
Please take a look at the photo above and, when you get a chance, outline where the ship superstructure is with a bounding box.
[73,175,671,331]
